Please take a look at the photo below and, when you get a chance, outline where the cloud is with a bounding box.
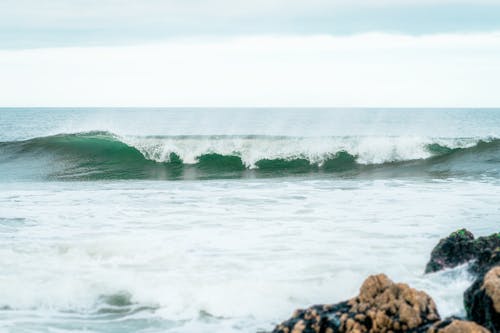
[1,32,499,107]
[1,0,500,48]
[2,0,499,24]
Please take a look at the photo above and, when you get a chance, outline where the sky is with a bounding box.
[1,0,500,107]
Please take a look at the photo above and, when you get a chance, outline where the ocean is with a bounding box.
[0,108,499,333]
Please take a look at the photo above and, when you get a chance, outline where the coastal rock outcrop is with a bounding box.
[424,229,499,331]
[272,230,498,333]
[272,273,440,333]
[427,319,490,333]
[469,243,500,276]
[425,229,500,274]
[464,266,500,333]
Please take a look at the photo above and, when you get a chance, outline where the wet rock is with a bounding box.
[427,319,490,333]
[425,230,500,274]
[469,242,500,276]
[464,266,500,333]
[425,229,476,273]
[272,274,440,333]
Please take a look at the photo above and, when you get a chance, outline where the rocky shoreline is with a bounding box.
[271,229,500,333]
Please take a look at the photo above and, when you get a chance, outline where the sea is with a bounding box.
[0,108,499,333]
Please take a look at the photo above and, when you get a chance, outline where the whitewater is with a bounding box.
[0,108,499,333]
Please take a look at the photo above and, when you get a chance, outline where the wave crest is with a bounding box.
[0,131,498,180]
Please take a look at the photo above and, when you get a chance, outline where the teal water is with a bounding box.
[0,108,499,332]
[1,108,499,181]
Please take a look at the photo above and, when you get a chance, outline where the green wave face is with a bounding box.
[0,132,499,181]
[0,132,169,180]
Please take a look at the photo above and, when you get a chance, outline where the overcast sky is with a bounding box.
[1,0,500,106]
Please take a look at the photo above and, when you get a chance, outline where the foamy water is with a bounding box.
[122,135,484,166]
[0,108,499,332]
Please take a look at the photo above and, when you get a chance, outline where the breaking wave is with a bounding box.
[0,131,499,180]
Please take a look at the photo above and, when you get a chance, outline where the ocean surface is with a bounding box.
[0,108,499,333]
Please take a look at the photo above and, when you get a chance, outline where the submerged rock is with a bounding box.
[425,229,500,274]
[272,273,440,333]
[464,266,500,333]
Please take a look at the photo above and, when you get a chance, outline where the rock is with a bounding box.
[427,319,490,333]
[425,230,500,274]
[425,229,475,273]
[464,266,500,333]
[271,229,499,333]
[272,274,440,333]
[469,242,500,276]
[425,230,499,330]
[483,268,500,315]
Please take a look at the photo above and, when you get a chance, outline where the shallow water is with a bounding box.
[0,108,499,332]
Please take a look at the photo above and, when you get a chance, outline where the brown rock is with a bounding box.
[292,320,306,333]
[428,320,490,333]
[349,274,439,332]
[272,274,440,333]
[483,267,500,313]
[464,266,500,333]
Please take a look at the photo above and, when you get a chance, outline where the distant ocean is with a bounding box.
[0,108,499,333]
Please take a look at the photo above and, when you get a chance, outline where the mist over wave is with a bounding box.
[0,131,499,180]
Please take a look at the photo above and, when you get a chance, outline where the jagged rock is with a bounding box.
[427,319,490,333]
[272,274,440,333]
[425,229,476,273]
[464,267,500,333]
[425,229,500,274]
[469,244,500,276]
[272,230,498,333]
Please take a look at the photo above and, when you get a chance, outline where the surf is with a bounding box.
[0,131,498,180]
